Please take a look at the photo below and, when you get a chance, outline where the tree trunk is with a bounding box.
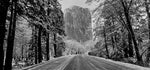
[123,39,128,58]
[21,45,24,60]
[53,33,57,57]
[4,0,17,70]
[145,0,150,63]
[128,33,133,57]
[35,27,38,64]
[121,0,142,61]
[32,26,38,64]
[0,0,10,69]
[46,33,50,60]
[103,26,109,58]
[38,26,42,63]
[111,18,115,52]
[111,36,115,50]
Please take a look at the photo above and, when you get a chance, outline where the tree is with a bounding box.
[103,26,109,58]
[0,0,11,69]
[46,32,50,60]
[87,0,143,62]
[37,26,42,63]
[18,0,65,61]
[50,7,65,57]
[4,0,18,70]
[32,25,38,64]
[120,0,142,62]
[145,0,150,63]
[1,0,64,68]
[53,33,57,57]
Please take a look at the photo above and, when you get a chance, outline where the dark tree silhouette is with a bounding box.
[32,26,38,64]
[145,0,150,63]
[128,33,133,57]
[53,33,57,57]
[103,26,109,58]
[120,0,142,62]
[38,26,42,63]
[46,32,50,60]
[4,0,18,70]
[0,0,10,69]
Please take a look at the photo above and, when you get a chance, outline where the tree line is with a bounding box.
[0,0,65,70]
[87,0,150,66]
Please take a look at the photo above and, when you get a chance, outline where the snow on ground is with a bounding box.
[91,56,150,70]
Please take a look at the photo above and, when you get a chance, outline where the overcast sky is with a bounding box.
[59,0,99,12]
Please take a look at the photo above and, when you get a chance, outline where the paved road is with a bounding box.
[23,55,143,70]
[64,55,135,70]
[22,55,74,70]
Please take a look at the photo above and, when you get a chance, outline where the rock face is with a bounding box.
[64,6,92,43]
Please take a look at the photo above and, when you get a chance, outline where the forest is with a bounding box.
[87,0,150,67]
[0,0,150,70]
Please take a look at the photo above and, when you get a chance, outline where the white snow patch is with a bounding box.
[91,56,150,70]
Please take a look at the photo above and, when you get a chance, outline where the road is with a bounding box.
[23,55,148,70]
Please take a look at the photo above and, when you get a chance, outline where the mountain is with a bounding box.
[64,6,92,43]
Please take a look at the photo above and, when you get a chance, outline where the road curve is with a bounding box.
[24,55,149,70]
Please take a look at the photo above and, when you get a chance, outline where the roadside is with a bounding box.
[21,55,75,70]
[88,55,150,70]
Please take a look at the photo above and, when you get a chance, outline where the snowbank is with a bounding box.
[91,56,150,70]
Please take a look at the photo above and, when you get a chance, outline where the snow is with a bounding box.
[91,56,150,70]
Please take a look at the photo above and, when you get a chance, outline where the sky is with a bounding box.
[59,0,99,12]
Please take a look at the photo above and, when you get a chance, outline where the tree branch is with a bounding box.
[127,0,133,11]
[140,47,149,57]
